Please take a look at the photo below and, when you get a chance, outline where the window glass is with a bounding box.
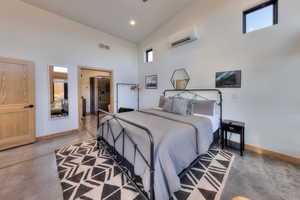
[243,0,278,33]
[246,5,274,33]
[148,50,153,62]
[53,66,68,73]
[145,49,153,63]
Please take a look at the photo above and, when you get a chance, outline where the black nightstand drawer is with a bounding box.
[223,125,242,133]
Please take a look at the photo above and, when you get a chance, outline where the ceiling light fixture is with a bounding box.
[129,20,136,26]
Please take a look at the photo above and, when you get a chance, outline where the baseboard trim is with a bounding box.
[245,144,300,166]
[37,129,79,141]
[0,138,36,151]
[227,140,300,165]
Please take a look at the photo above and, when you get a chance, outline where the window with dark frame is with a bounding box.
[243,0,278,34]
[145,48,153,63]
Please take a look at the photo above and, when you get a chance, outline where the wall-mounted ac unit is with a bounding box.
[168,26,199,48]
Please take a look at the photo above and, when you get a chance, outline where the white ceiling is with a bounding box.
[21,0,194,43]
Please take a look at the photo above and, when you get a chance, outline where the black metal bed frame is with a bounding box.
[97,89,223,200]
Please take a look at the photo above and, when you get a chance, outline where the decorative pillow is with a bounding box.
[191,100,216,116]
[172,97,190,116]
[162,97,173,113]
[158,96,167,108]
[187,99,193,115]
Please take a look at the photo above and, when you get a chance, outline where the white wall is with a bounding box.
[117,85,139,110]
[138,0,300,157]
[0,0,138,137]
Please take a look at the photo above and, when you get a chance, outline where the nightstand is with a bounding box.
[222,120,245,156]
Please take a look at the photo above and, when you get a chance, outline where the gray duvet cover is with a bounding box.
[97,108,213,200]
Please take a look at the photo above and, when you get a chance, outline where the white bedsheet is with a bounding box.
[193,113,220,132]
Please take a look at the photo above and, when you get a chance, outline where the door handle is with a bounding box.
[24,104,34,108]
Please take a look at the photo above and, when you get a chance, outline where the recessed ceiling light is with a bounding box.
[129,20,136,26]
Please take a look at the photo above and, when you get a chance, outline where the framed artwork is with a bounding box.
[145,75,158,89]
[216,70,241,88]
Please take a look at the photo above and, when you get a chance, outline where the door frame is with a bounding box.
[77,66,114,128]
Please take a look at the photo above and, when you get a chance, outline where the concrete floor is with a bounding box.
[1,115,299,200]
[222,149,300,200]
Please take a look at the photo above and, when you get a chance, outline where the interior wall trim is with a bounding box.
[245,143,300,166]
[37,129,79,141]
[37,130,300,165]
[228,140,300,165]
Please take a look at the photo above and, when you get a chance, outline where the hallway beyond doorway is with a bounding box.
[78,67,113,129]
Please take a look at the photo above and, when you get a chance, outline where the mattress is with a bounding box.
[97,109,214,200]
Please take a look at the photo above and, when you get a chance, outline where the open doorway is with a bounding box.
[78,67,113,135]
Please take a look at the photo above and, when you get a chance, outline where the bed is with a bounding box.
[96,89,223,200]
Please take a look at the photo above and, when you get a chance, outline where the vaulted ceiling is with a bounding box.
[21,0,194,43]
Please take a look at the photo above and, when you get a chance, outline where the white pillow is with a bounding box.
[191,100,216,116]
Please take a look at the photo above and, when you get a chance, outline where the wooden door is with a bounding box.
[0,57,36,150]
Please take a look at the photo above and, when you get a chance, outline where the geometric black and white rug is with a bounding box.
[55,140,234,200]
